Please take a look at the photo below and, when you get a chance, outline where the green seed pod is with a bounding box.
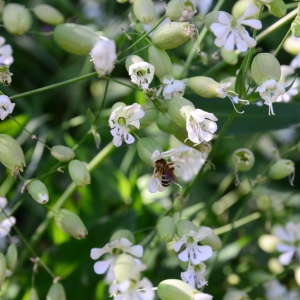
[223,289,250,300]
[168,97,195,128]
[46,283,66,300]
[199,227,222,250]
[221,48,238,65]
[137,137,163,166]
[68,160,91,187]
[133,0,156,24]
[2,4,32,35]
[173,63,188,79]
[125,55,144,72]
[269,159,295,180]
[256,195,271,211]
[232,0,258,18]
[176,219,198,238]
[157,216,176,243]
[33,4,64,26]
[54,209,88,239]
[266,0,286,18]
[251,53,281,85]
[151,22,194,49]
[291,19,300,38]
[232,148,255,172]
[114,254,138,282]
[188,76,221,98]
[0,253,6,288]
[27,180,49,204]
[148,45,173,82]
[157,113,173,134]
[51,145,75,162]
[140,100,159,129]
[53,24,99,55]
[0,134,26,176]
[157,279,200,300]
[110,229,135,244]
[29,287,40,300]
[166,0,196,21]
[6,244,17,271]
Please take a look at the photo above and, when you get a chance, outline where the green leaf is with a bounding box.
[87,108,95,124]
[91,128,101,149]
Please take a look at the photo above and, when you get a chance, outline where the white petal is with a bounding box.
[151,150,161,161]
[239,4,258,20]
[278,250,294,265]
[178,248,190,262]
[126,245,144,257]
[174,237,186,252]
[241,19,262,29]
[123,132,135,144]
[224,32,235,52]
[93,258,113,274]
[113,135,122,147]
[196,227,213,240]
[148,174,158,193]
[161,148,181,158]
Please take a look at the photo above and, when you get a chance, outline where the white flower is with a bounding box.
[0,37,13,66]
[183,108,218,146]
[0,216,16,238]
[174,227,213,264]
[90,237,143,282]
[0,197,7,211]
[90,37,117,76]
[194,293,213,300]
[291,54,300,69]
[265,279,299,300]
[0,66,13,86]
[109,277,155,300]
[157,78,187,99]
[257,79,285,115]
[0,95,15,120]
[210,4,262,52]
[109,103,145,147]
[148,149,185,193]
[128,62,154,89]
[193,0,213,15]
[181,262,207,289]
[275,222,300,266]
[171,146,205,181]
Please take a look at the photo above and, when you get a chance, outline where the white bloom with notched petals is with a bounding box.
[0,95,15,120]
[184,109,218,146]
[181,262,207,289]
[109,277,155,300]
[210,4,262,52]
[109,103,145,147]
[148,149,185,193]
[275,222,300,266]
[0,216,16,238]
[90,238,143,282]
[90,37,117,76]
[129,62,154,90]
[157,78,188,99]
[257,79,285,115]
[0,37,13,66]
[174,227,213,265]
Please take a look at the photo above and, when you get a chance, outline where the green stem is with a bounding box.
[94,80,110,123]
[10,72,98,101]
[102,76,142,92]
[273,28,291,57]
[118,15,167,58]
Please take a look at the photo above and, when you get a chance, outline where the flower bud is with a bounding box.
[114,254,138,282]
[6,244,17,271]
[232,148,255,172]
[251,53,281,85]
[256,195,271,211]
[137,138,163,166]
[188,76,221,98]
[157,216,176,243]
[2,4,32,35]
[125,55,144,72]
[176,219,197,238]
[157,279,202,300]
[199,227,222,250]
[29,287,39,300]
[292,19,300,38]
[27,180,49,204]
[173,195,184,212]
[110,229,135,244]
[221,48,238,65]
[33,4,64,26]
[168,97,195,128]
[283,35,300,56]
[46,283,66,300]
[53,24,99,55]
[0,253,6,288]
[166,0,196,21]
[148,45,173,82]
[258,234,279,253]
[51,145,75,162]
[133,0,156,24]
[266,0,286,18]
[151,22,195,49]
[68,160,91,187]
[232,1,258,18]
[54,209,88,239]
[223,289,250,300]
[268,159,295,180]
[0,134,26,176]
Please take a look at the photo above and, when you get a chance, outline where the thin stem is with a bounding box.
[118,15,167,58]
[94,79,110,123]
[102,76,142,92]
[273,28,291,57]
[10,72,98,101]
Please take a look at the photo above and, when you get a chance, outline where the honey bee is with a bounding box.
[154,159,178,187]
